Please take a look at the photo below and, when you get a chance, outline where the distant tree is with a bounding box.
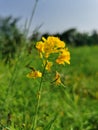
[0,16,24,63]
[60,29,93,46]
[61,28,77,44]
[41,32,50,39]
[90,30,98,45]
[74,32,89,46]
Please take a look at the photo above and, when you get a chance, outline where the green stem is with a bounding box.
[32,62,47,130]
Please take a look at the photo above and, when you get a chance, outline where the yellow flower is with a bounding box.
[53,71,61,85]
[45,61,53,71]
[36,36,67,59]
[44,36,65,55]
[36,41,45,53]
[42,37,46,42]
[36,41,45,58]
[56,49,70,65]
[27,70,42,78]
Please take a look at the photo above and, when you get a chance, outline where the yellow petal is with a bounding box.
[53,71,61,85]
[27,70,42,78]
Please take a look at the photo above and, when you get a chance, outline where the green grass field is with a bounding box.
[0,45,98,130]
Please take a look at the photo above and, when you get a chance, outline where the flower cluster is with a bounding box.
[27,36,70,85]
[36,36,70,65]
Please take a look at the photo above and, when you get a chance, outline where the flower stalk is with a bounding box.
[32,62,47,130]
[27,36,71,130]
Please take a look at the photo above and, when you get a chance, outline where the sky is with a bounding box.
[0,0,98,34]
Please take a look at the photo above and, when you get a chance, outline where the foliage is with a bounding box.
[0,16,24,63]
[0,44,98,130]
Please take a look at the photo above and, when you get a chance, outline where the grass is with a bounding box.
[0,45,98,130]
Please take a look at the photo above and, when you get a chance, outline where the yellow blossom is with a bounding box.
[27,70,42,78]
[42,37,46,42]
[36,41,44,53]
[45,61,53,71]
[36,36,67,58]
[56,49,70,65]
[36,41,45,58]
[53,71,61,85]
[44,36,65,55]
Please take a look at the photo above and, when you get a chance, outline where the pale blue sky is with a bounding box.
[0,0,98,34]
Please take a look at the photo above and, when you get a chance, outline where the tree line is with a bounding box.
[0,16,98,63]
[41,28,98,46]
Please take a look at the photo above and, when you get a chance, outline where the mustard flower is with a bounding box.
[43,36,65,57]
[45,61,53,71]
[36,36,68,59]
[27,70,42,78]
[56,49,70,65]
[36,41,44,53]
[36,41,45,58]
[53,71,61,85]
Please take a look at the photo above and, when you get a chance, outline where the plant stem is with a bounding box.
[32,62,47,130]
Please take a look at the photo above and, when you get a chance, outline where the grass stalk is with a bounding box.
[27,0,39,36]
